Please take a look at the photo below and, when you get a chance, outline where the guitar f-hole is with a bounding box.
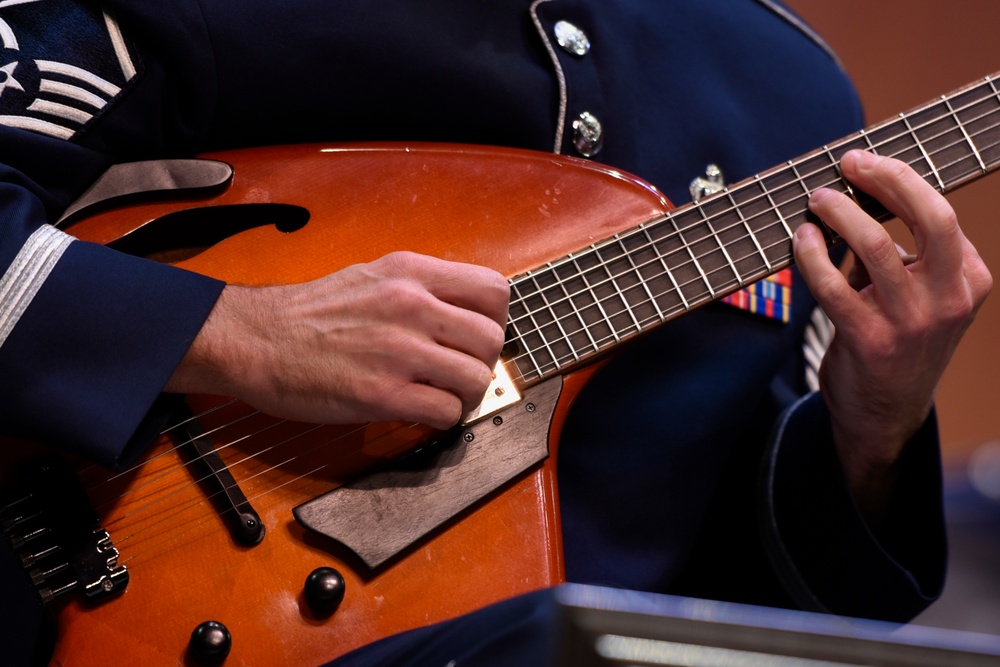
[108,203,310,264]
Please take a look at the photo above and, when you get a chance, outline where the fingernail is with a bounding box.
[793,221,820,244]
[808,187,833,208]
[843,149,876,170]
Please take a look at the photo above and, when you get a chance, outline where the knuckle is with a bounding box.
[864,232,898,269]
[938,290,978,328]
[431,398,464,429]
[882,155,912,181]
[488,321,507,356]
[476,318,506,361]
[809,271,848,309]
[383,278,432,315]
[929,198,959,233]
[380,250,423,276]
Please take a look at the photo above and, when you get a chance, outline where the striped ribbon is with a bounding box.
[720,268,793,323]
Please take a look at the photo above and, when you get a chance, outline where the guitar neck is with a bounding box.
[504,73,1000,386]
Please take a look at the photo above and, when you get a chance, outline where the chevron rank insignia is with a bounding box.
[0,0,140,140]
[721,268,793,323]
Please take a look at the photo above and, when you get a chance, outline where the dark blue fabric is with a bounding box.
[321,589,560,667]
[763,394,946,620]
[0,0,947,662]
[1,241,220,467]
[0,537,52,667]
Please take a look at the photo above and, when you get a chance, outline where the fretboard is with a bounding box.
[505,73,1000,386]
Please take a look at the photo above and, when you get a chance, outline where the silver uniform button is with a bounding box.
[554,20,591,56]
[572,111,603,157]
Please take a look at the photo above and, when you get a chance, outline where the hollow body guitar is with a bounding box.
[6,142,671,667]
[5,73,1000,666]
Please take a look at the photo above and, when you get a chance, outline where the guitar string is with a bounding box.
[116,109,996,549]
[504,85,1000,357]
[79,79,1000,553]
[504,132,998,380]
[89,414,295,516]
[115,423,432,564]
[102,419,412,554]
[502,92,1000,382]
[104,398,242,482]
[106,422,338,547]
[503,125,991,383]
[88,83,999,515]
[91,410,368,518]
[504,124,996,382]
[502,78,1000,350]
[116,456,338,566]
[69,398,243,483]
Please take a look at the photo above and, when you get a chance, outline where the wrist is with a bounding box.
[164,284,258,397]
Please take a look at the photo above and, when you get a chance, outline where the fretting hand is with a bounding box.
[793,150,992,522]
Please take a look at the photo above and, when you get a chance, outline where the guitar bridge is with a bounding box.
[1,458,128,605]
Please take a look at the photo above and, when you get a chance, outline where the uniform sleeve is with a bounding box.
[0,2,226,467]
[0,148,223,468]
[759,391,946,622]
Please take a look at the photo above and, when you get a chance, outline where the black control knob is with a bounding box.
[304,566,346,615]
[188,620,232,664]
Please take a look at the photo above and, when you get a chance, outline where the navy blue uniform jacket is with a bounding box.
[0,1,945,663]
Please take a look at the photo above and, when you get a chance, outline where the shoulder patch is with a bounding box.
[0,0,140,140]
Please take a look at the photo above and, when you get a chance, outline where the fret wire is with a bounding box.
[784,157,818,213]
[503,298,540,381]
[509,150,1000,384]
[506,229,801,377]
[504,79,1000,377]
[820,144,857,205]
[641,222,690,310]
[523,275,561,376]
[509,212,796,372]
[543,259,584,364]
[724,188,771,273]
[928,122,1000,188]
[628,229,669,323]
[696,198,744,287]
[893,108,1000,191]
[510,114,1000,347]
[860,128,878,154]
[558,257,602,356]
[614,234,662,327]
[696,84,1000,246]
[901,112,945,191]
[667,213,716,298]
[674,85,1000,272]
[584,249,620,342]
[573,255,622,345]
[754,174,795,241]
[944,95,987,173]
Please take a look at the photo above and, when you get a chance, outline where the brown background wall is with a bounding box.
[784,1,1000,468]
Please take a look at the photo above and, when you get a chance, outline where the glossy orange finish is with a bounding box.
[23,143,672,666]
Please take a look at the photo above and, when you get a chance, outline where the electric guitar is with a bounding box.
[3,73,1000,666]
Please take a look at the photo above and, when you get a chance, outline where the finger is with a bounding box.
[391,381,465,430]
[380,266,505,366]
[792,221,861,324]
[425,301,506,366]
[384,251,511,329]
[839,150,964,281]
[846,245,915,291]
[404,336,495,415]
[807,186,911,315]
